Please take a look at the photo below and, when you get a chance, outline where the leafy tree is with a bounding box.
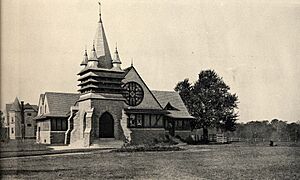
[287,123,300,142]
[0,110,4,128]
[175,70,239,142]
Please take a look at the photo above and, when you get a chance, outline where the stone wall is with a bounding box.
[91,99,124,140]
[50,131,66,144]
[36,119,50,144]
[130,128,167,144]
[37,131,50,144]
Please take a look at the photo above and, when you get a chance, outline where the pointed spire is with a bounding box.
[112,44,121,64]
[112,44,122,70]
[87,42,99,67]
[98,1,102,23]
[93,2,113,69]
[89,42,98,61]
[80,48,88,66]
[131,58,134,67]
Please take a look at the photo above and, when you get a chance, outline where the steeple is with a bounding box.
[98,2,102,23]
[94,2,112,69]
[80,49,88,66]
[112,44,122,70]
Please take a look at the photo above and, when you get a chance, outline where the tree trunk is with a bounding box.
[203,128,209,144]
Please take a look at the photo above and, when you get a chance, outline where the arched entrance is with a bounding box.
[99,112,114,138]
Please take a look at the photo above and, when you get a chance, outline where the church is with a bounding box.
[34,4,194,146]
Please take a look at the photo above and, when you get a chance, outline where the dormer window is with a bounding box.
[165,102,179,111]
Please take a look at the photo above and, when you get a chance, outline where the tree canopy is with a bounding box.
[175,70,239,137]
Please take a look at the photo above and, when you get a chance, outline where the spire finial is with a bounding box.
[84,45,87,55]
[92,40,95,50]
[98,1,102,23]
[131,58,134,67]
[115,42,118,52]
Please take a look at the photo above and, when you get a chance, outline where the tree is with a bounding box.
[175,70,239,142]
[0,110,4,128]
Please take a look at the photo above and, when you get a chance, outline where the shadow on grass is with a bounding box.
[0,169,72,175]
[113,145,184,152]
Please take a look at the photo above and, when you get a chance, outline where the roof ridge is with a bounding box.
[151,90,178,93]
[45,91,79,95]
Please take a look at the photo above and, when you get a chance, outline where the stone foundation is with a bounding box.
[130,128,167,144]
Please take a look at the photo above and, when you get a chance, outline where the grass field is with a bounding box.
[1,142,299,179]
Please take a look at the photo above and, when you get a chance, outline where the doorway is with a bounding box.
[99,112,114,138]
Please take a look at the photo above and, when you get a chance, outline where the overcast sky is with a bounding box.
[1,0,299,122]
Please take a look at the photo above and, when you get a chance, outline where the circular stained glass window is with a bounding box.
[123,81,144,106]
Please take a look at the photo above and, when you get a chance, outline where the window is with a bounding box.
[45,105,47,113]
[11,128,14,134]
[51,119,67,131]
[136,115,143,127]
[175,120,190,130]
[27,124,32,127]
[27,113,32,116]
[144,115,151,127]
[129,114,136,127]
[127,114,163,128]
[11,117,14,124]
[153,115,163,127]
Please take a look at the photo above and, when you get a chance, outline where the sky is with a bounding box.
[1,0,299,123]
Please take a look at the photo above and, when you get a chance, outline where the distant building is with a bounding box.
[34,4,194,146]
[5,97,38,139]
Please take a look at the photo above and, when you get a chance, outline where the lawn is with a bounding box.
[1,142,299,179]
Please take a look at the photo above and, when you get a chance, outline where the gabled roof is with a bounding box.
[44,92,80,116]
[24,103,38,111]
[39,94,45,104]
[31,105,38,111]
[10,97,21,111]
[151,91,194,119]
[6,104,12,114]
[123,66,163,110]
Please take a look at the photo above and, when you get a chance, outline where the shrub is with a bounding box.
[113,145,183,152]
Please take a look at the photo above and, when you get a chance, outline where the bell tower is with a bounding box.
[69,2,125,147]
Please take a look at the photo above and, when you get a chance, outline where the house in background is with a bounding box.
[5,97,38,139]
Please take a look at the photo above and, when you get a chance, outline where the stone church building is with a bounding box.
[34,4,194,146]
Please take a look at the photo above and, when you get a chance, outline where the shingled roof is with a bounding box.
[24,103,38,111]
[10,97,21,111]
[44,92,80,116]
[5,104,12,114]
[151,91,194,119]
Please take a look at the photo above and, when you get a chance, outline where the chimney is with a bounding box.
[21,101,25,139]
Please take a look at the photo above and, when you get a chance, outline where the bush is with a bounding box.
[113,144,183,152]
[185,136,197,145]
